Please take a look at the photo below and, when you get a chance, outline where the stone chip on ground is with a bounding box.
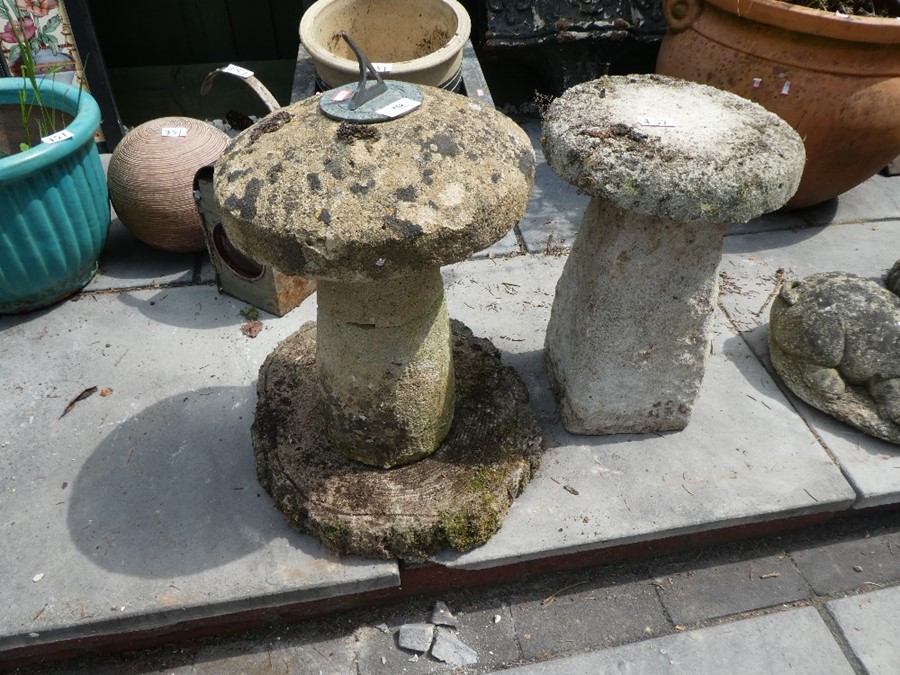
[398,623,434,653]
[430,600,459,628]
[430,626,478,666]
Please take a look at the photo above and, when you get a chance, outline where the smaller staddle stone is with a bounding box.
[769,272,900,445]
[541,74,805,434]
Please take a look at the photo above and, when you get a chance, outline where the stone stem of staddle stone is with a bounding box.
[545,197,725,434]
[315,267,455,468]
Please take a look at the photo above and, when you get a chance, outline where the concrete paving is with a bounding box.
[1,117,899,672]
[496,607,856,675]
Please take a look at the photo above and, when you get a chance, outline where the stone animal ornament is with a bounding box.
[769,270,900,445]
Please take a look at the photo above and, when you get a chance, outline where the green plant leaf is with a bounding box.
[43,32,58,54]
[8,44,20,65]
[19,142,30,152]
[43,15,62,33]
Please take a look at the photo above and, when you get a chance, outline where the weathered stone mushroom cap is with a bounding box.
[541,74,806,225]
[214,86,535,281]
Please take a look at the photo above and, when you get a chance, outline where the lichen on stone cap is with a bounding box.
[541,74,806,225]
[214,87,536,282]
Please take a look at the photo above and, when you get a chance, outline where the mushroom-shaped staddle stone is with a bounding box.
[542,74,805,435]
[214,88,535,467]
[542,75,804,224]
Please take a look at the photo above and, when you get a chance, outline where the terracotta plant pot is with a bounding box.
[656,0,900,208]
[299,0,471,90]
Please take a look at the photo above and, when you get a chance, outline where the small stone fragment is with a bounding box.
[430,627,477,666]
[431,600,459,628]
[493,614,502,624]
[854,565,863,573]
[398,623,434,653]
[32,573,44,583]
[375,623,390,634]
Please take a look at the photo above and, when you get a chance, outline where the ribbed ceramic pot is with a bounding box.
[657,0,900,208]
[0,79,109,314]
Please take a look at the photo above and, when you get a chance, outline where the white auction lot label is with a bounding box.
[376,97,420,118]
[41,130,74,144]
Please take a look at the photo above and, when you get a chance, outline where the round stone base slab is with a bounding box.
[253,320,543,560]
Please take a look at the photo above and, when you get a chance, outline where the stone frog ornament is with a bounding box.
[769,268,900,445]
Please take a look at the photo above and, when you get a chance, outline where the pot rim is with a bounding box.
[0,78,100,177]
[704,0,900,43]
[299,0,471,76]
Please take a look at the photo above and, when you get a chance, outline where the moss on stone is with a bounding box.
[251,320,543,560]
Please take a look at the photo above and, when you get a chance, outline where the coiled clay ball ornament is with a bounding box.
[108,117,230,252]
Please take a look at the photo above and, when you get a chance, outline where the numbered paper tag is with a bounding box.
[161,127,188,137]
[331,89,353,103]
[637,116,676,127]
[372,62,392,74]
[41,130,74,144]
[376,97,420,118]
[222,64,254,78]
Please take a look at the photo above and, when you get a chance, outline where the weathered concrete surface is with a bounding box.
[253,320,542,560]
[541,74,805,225]
[828,585,900,675]
[770,272,900,445]
[213,87,535,282]
[0,286,399,656]
[434,256,854,570]
[544,199,725,433]
[496,607,854,675]
[540,74,805,434]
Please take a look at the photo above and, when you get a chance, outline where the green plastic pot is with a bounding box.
[0,78,109,314]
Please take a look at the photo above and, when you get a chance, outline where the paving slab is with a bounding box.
[828,585,900,675]
[798,173,900,227]
[87,218,199,291]
[719,220,900,508]
[0,287,398,654]
[433,254,854,569]
[516,119,589,254]
[792,532,900,596]
[190,632,358,675]
[493,607,854,675]
[508,576,669,661]
[655,554,809,625]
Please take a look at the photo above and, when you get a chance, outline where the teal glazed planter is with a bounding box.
[0,79,109,314]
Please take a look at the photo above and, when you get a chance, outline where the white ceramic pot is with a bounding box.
[300,0,471,90]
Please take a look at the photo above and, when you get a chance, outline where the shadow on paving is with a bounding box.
[66,386,305,578]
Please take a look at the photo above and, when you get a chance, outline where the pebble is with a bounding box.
[431,600,459,628]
